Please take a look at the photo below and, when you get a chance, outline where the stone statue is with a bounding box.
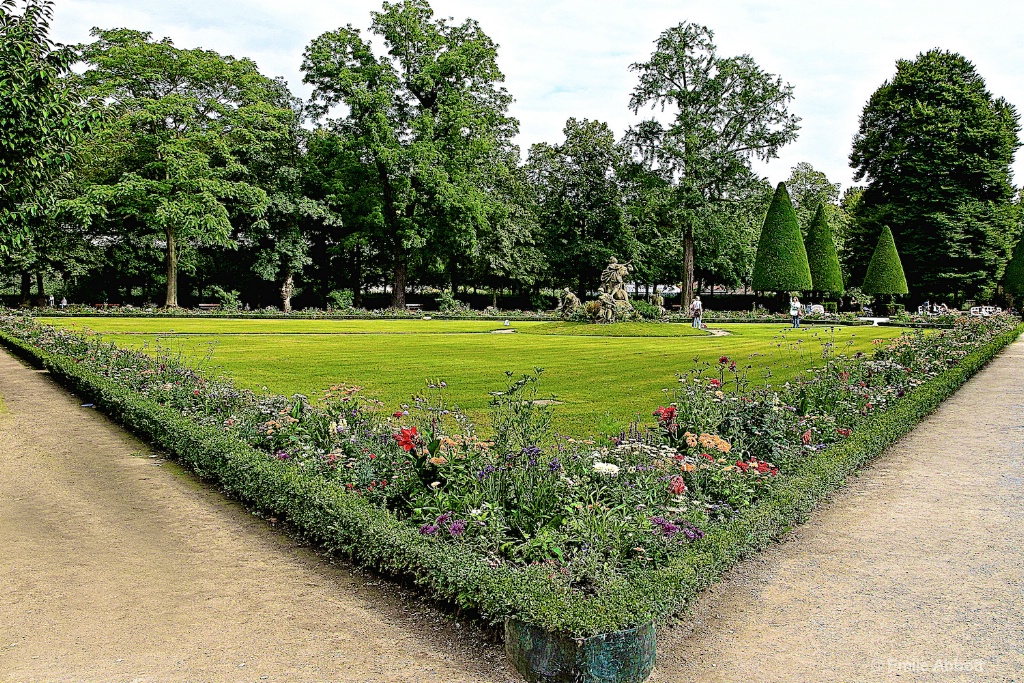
[557,288,581,319]
[594,257,633,322]
[651,292,665,314]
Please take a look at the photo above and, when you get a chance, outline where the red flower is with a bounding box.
[394,426,418,452]
[756,461,770,474]
[836,428,851,437]
[653,405,677,423]
[393,411,404,418]
[700,453,715,461]
[718,356,730,364]
[801,429,812,445]
[669,475,687,495]
[709,378,722,388]
[736,460,749,472]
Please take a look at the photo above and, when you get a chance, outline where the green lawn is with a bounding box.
[40,317,905,436]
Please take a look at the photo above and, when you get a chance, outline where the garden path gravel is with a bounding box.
[0,349,517,683]
[2,339,1022,682]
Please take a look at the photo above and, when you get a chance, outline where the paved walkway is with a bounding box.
[1,340,1022,682]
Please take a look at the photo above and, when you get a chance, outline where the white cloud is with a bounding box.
[51,0,1024,189]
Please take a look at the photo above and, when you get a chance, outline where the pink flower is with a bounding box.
[669,475,687,495]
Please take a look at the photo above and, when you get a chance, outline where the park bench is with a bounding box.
[197,303,222,311]
[405,303,423,311]
[94,303,120,310]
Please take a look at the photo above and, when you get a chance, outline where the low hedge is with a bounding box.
[1,321,1019,637]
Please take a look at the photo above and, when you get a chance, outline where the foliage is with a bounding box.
[805,204,844,296]
[69,28,292,307]
[862,226,909,295]
[1003,237,1024,299]
[0,0,84,252]
[751,183,812,293]
[624,22,800,311]
[631,300,663,320]
[849,49,1021,301]
[301,0,518,308]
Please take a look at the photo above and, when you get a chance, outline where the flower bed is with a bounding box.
[0,314,1019,642]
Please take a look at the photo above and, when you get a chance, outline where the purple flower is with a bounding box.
[275,451,290,460]
[436,511,453,526]
[477,465,496,481]
[548,458,562,473]
[448,520,467,536]
[419,523,438,536]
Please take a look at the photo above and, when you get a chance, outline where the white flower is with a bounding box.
[593,462,620,476]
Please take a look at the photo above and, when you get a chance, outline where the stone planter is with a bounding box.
[505,618,656,683]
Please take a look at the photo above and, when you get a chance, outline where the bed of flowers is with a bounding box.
[0,312,1018,638]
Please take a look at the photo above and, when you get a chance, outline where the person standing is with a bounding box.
[790,295,803,328]
[48,294,54,307]
[690,296,703,328]
[60,297,67,310]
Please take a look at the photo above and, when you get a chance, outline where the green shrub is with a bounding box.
[327,290,355,309]
[1003,237,1024,298]
[805,205,844,296]
[632,299,662,320]
[751,182,813,293]
[862,226,909,295]
[824,302,838,313]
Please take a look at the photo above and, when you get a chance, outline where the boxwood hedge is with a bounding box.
[1,321,1019,637]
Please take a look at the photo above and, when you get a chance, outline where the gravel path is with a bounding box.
[0,350,516,683]
[2,339,1022,683]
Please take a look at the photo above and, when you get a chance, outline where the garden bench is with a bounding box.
[405,303,423,311]
[197,303,222,311]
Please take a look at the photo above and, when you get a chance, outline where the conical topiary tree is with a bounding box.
[862,226,909,295]
[752,182,812,293]
[805,204,844,297]
[1003,237,1024,299]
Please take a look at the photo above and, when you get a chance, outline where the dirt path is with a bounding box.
[0,350,516,683]
[651,338,1024,682]
[2,339,1023,683]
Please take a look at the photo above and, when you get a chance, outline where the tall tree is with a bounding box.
[861,225,909,296]
[626,22,799,311]
[302,0,517,308]
[849,50,1021,302]
[528,118,634,296]
[751,182,812,294]
[805,204,844,296]
[71,29,291,307]
[0,0,84,252]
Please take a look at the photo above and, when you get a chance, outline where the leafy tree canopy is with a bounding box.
[625,22,799,310]
[849,49,1021,301]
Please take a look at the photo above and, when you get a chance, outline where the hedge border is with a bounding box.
[0,320,1020,638]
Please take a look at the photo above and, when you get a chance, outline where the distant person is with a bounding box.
[690,296,703,328]
[48,294,54,307]
[60,297,67,310]
[790,295,803,328]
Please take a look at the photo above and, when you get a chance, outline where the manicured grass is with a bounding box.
[40,317,905,436]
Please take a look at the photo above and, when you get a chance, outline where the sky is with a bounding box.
[50,0,1024,191]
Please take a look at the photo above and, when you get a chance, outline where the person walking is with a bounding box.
[790,295,803,328]
[690,296,703,329]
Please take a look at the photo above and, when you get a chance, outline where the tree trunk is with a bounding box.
[164,227,178,308]
[35,271,47,306]
[681,227,695,313]
[19,271,31,307]
[352,246,363,308]
[391,256,407,309]
[281,272,294,313]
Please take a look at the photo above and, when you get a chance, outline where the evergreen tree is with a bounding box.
[805,204,844,296]
[751,182,812,293]
[862,226,909,295]
[1003,237,1024,299]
